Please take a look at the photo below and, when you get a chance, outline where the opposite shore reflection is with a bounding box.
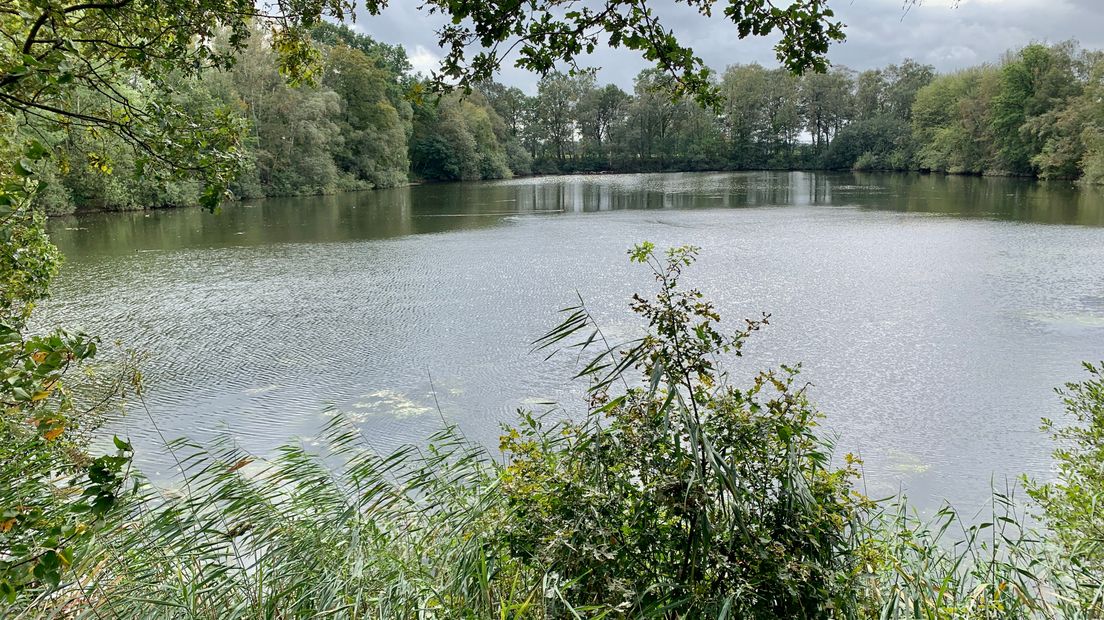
[48,171,1104,258]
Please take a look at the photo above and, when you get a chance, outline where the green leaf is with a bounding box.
[13,159,35,177]
[0,580,15,604]
[24,141,48,160]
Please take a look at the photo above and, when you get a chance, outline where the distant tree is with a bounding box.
[478,82,529,138]
[323,45,411,188]
[763,69,804,165]
[624,69,684,169]
[912,67,1000,174]
[854,69,887,120]
[882,59,935,121]
[311,22,412,77]
[721,64,773,167]
[532,72,588,166]
[825,115,911,170]
[831,60,931,170]
[410,91,511,181]
[577,83,631,168]
[1028,49,1104,181]
[990,43,1080,175]
[670,96,727,170]
[800,68,855,151]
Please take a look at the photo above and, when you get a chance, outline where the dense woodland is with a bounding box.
[32,28,1104,214]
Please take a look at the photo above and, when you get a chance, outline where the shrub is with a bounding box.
[500,243,867,617]
[1028,362,1104,571]
[0,146,137,606]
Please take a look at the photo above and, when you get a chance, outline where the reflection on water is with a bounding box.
[49,172,1104,256]
[41,171,1104,510]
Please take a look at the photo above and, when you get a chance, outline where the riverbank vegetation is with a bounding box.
[3,244,1103,618]
[27,34,1104,214]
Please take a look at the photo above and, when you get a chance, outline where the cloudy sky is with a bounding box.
[349,0,1104,92]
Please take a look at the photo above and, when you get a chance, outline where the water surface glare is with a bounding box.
[42,171,1104,509]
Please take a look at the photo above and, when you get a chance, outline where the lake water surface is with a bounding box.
[42,171,1104,509]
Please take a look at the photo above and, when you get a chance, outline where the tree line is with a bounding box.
[34,34,1104,214]
[487,41,1104,184]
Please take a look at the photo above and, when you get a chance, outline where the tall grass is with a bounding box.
[34,421,519,618]
[860,491,1103,619]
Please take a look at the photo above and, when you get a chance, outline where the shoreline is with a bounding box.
[53,167,1093,217]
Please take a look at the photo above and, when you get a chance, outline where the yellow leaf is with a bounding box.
[44,427,63,441]
[228,458,253,472]
[31,391,50,402]
[0,518,15,533]
[31,351,48,363]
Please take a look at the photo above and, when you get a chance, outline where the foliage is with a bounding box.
[1027,363,1104,573]
[24,38,1104,210]
[424,0,844,106]
[411,91,512,182]
[912,67,1001,175]
[465,42,1102,183]
[800,68,854,151]
[826,115,912,170]
[33,24,418,206]
[503,243,867,617]
[323,44,411,189]
[311,21,413,78]
[989,44,1081,176]
[0,145,136,603]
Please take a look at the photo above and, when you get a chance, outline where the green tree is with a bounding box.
[912,67,1000,174]
[221,28,345,196]
[990,43,1080,175]
[829,60,931,170]
[311,22,412,78]
[800,67,855,152]
[721,64,773,167]
[410,91,511,182]
[825,114,912,170]
[577,83,631,169]
[532,72,586,168]
[669,95,727,170]
[323,45,410,188]
[624,69,683,170]
[1029,50,1104,181]
[854,69,887,120]
[478,81,528,138]
[762,68,805,166]
[882,59,935,121]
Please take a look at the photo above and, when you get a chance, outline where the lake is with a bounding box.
[41,171,1104,509]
